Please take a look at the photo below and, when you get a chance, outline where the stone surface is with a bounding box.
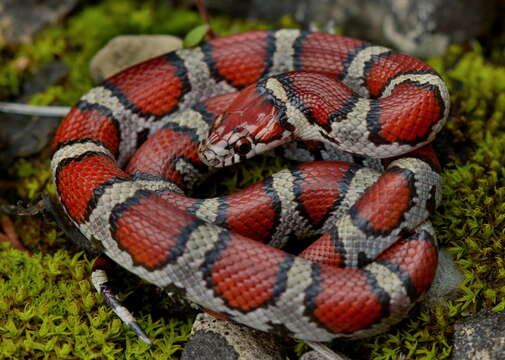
[20,62,69,102]
[0,114,60,170]
[0,0,80,45]
[0,61,70,169]
[300,350,327,360]
[452,310,505,359]
[89,35,183,83]
[300,348,351,360]
[423,248,465,307]
[181,313,283,360]
[203,0,499,56]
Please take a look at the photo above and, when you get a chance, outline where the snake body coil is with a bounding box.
[51,30,449,340]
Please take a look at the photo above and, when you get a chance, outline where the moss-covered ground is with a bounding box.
[1,0,505,359]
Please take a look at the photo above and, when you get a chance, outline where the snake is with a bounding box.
[51,29,449,341]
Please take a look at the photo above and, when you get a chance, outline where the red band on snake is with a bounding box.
[51,29,449,340]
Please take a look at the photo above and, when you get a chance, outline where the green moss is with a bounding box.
[428,43,505,145]
[436,133,505,310]
[429,44,505,310]
[2,0,505,359]
[0,247,192,359]
[11,158,54,199]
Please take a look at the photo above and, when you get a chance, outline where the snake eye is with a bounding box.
[234,138,252,155]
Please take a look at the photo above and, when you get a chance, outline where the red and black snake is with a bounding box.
[51,29,449,341]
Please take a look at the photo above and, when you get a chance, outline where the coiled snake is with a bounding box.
[51,29,449,341]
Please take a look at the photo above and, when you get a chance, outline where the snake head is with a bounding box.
[199,124,255,167]
[199,84,294,168]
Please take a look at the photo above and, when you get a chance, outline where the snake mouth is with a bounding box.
[203,154,224,167]
[199,142,232,168]
[199,147,222,167]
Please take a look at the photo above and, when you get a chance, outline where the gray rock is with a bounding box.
[89,35,183,83]
[0,0,80,45]
[300,347,352,360]
[300,350,328,360]
[203,0,498,56]
[0,114,60,169]
[181,313,283,360]
[20,61,69,102]
[452,310,505,360]
[423,248,465,307]
[0,61,69,169]
[182,329,240,360]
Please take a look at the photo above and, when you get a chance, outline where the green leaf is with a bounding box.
[492,300,505,312]
[183,24,210,48]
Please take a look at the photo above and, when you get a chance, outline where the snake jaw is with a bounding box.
[199,143,225,167]
[199,141,241,168]
[199,127,257,168]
